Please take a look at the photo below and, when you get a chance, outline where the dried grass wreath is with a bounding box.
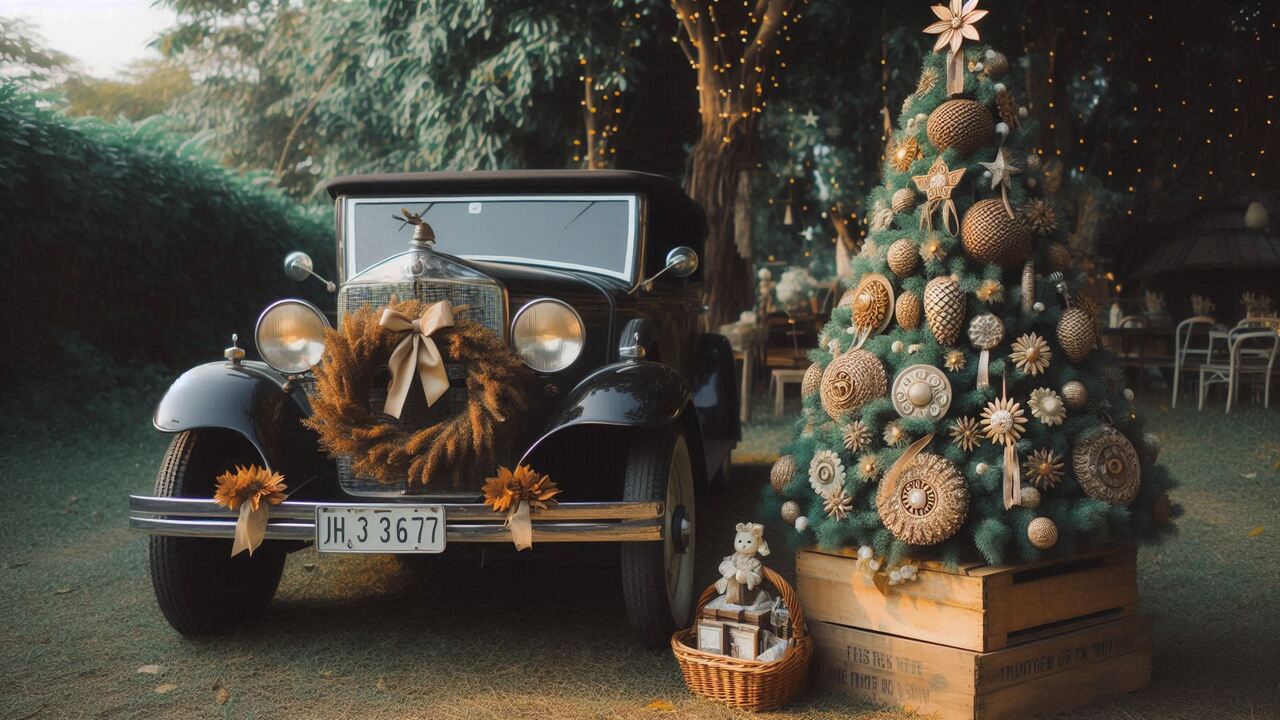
[304,299,537,492]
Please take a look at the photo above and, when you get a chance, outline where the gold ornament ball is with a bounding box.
[1028,517,1058,550]
[770,454,797,495]
[961,198,1033,268]
[926,99,995,157]
[891,188,919,215]
[802,362,823,399]
[780,500,802,524]
[1061,380,1088,410]
[1046,243,1073,272]
[924,275,966,345]
[1020,485,1042,509]
[896,290,923,330]
[820,349,889,421]
[983,50,1010,79]
[1057,306,1097,363]
[887,238,920,277]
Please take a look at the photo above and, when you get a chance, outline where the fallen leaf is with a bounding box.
[375,676,386,690]
[154,683,178,694]
[136,664,163,675]
[212,679,230,705]
[1248,526,1265,537]
[320,670,333,678]
[1242,472,1258,479]
[54,587,73,595]
[646,699,676,711]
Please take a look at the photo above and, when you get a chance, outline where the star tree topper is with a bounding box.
[913,157,966,234]
[980,148,1022,218]
[923,0,988,96]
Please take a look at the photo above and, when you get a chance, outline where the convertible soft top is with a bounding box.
[325,169,707,248]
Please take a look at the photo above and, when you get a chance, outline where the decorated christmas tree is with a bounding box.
[766,1,1177,576]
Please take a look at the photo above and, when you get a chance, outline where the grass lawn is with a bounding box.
[1,388,1277,719]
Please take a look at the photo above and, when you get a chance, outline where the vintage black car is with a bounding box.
[128,170,740,646]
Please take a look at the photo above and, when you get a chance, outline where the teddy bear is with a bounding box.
[716,522,771,605]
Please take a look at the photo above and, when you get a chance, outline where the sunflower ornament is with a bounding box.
[1023,448,1065,490]
[809,450,845,498]
[214,465,288,557]
[482,464,561,550]
[1010,332,1053,376]
[1028,387,1068,426]
[950,416,983,452]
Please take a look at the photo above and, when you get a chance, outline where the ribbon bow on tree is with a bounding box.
[379,301,456,418]
[923,0,988,96]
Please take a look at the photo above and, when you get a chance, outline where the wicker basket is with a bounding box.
[671,566,812,711]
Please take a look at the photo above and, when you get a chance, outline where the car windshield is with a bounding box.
[344,195,637,281]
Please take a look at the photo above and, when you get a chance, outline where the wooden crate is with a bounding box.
[810,615,1152,720]
[797,545,1138,652]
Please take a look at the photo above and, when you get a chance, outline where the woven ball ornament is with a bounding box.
[982,49,1010,79]
[924,275,966,345]
[1057,306,1097,363]
[1027,517,1058,550]
[820,349,888,421]
[926,99,995,157]
[891,188,919,215]
[780,500,801,524]
[892,364,953,420]
[887,238,921,277]
[896,290,923,330]
[961,198,1033,268]
[877,453,969,546]
[1072,427,1142,505]
[801,362,822,398]
[851,274,895,335]
[770,454,796,496]
[1061,380,1088,410]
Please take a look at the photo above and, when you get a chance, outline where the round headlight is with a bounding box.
[255,299,330,373]
[511,299,585,373]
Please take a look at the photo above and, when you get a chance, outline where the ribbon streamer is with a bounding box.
[882,433,936,497]
[505,500,533,551]
[999,184,1014,219]
[919,197,960,237]
[1003,443,1022,510]
[232,503,271,557]
[947,49,965,96]
[379,300,456,418]
[977,349,991,389]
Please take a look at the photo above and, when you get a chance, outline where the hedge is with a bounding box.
[0,84,334,378]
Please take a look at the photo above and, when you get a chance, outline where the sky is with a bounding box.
[2,0,177,78]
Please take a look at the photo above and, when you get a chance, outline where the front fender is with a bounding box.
[153,361,319,479]
[520,360,690,463]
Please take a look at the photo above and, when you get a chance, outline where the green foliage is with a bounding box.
[61,60,194,121]
[0,82,332,376]
[0,16,72,81]
[156,0,659,199]
[765,46,1176,567]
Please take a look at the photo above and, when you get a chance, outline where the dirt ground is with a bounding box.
[1,394,1277,719]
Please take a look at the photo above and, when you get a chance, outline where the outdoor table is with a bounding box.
[1100,326,1175,388]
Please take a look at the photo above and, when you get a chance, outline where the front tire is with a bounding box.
[620,427,698,647]
[149,429,286,636]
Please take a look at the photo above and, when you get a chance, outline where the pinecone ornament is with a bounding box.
[1057,306,1096,363]
[926,99,995,157]
[924,275,965,345]
[896,290,923,330]
[1046,243,1072,272]
[961,198,1033,268]
[887,238,920,277]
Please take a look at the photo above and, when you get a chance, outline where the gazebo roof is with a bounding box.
[1134,202,1279,277]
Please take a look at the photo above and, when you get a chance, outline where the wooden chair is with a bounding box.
[1198,330,1279,412]
[1171,316,1216,408]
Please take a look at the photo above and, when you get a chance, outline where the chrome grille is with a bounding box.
[337,278,506,337]
[334,278,505,497]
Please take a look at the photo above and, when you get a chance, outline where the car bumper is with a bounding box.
[127,495,664,544]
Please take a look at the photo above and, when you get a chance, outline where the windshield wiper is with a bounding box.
[563,201,597,230]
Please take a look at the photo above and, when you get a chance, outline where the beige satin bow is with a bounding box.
[379,301,455,418]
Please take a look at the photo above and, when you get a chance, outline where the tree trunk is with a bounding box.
[687,131,754,329]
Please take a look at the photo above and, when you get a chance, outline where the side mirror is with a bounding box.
[283,251,336,293]
[639,246,699,291]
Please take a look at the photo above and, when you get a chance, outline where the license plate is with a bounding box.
[315,505,446,553]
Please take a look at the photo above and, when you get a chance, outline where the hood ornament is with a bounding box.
[399,208,436,248]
